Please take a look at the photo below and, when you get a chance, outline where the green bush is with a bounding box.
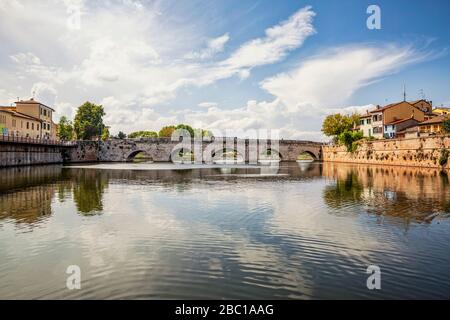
[443,120,450,133]
[338,130,363,152]
[439,148,449,166]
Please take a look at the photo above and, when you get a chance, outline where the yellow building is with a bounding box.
[0,98,57,139]
[432,107,450,116]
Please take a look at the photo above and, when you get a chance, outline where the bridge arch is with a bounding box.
[211,148,245,163]
[126,150,146,161]
[259,148,283,160]
[297,150,318,161]
[170,147,194,163]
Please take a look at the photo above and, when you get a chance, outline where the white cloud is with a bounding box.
[221,6,315,70]
[185,33,230,60]
[31,82,58,106]
[0,2,318,132]
[10,52,41,65]
[0,2,432,141]
[261,44,427,112]
[198,102,218,108]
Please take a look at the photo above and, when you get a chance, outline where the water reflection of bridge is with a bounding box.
[1,163,450,227]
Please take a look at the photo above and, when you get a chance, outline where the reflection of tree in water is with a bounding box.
[72,170,108,215]
[323,171,363,210]
[56,169,75,202]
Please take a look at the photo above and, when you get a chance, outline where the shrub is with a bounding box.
[338,130,363,152]
[439,148,449,166]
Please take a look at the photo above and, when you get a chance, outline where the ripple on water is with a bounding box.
[2,163,450,299]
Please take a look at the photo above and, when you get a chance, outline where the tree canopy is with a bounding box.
[158,125,177,138]
[443,119,450,133]
[321,113,359,138]
[57,116,74,141]
[101,127,110,141]
[128,131,158,138]
[73,102,106,140]
[176,124,194,137]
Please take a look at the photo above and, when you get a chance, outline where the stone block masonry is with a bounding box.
[1,138,324,167]
[0,143,63,167]
[323,136,450,168]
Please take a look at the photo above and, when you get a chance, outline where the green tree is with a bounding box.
[128,131,158,138]
[194,128,214,138]
[443,119,450,133]
[73,102,106,140]
[117,131,127,139]
[322,113,360,141]
[57,116,74,140]
[101,127,110,141]
[176,124,194,137]
[158,125,177,137]
[338,130,363,152]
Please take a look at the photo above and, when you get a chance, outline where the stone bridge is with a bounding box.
[87,138,323,162]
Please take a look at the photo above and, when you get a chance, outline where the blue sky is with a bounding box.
[0,0,449,140]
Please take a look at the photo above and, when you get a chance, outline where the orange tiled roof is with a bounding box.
[417,115,447,126]
[0,107,42,122]
[15,98,55,111]
[369,101,425,115]
[386,118,419,125]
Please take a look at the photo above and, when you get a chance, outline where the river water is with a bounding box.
[1,162,450,299]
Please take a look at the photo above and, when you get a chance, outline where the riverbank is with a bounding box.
[323,135,450,168]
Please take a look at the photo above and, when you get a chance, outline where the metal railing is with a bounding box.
[0,134,77,147]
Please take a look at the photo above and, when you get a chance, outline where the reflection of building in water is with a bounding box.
[0,165,65,193]
[0,186,55,224]
[322,162,450,224]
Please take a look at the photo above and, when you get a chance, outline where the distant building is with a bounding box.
[417,115,447,136]
[410,99,433,113]
[383,118,420,139]
[0,98,57,139]
[367,101,425,139]
[358,111,372,137]
[0,107,42,138]
[432,107,450,116]
[396,126,420,139]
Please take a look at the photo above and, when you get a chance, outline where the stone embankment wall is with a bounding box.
[0,143,63,167]
[323,136,450,168]
[68,141,101,163]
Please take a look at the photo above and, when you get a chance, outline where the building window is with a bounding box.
[44,109,47,117]
[37,125,39,131]
[32,123,34,130]
[27,122,29,129]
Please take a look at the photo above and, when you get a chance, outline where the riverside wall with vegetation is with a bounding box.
[323,136,450,169]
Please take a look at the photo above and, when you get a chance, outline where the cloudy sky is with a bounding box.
[0,0,449,140]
